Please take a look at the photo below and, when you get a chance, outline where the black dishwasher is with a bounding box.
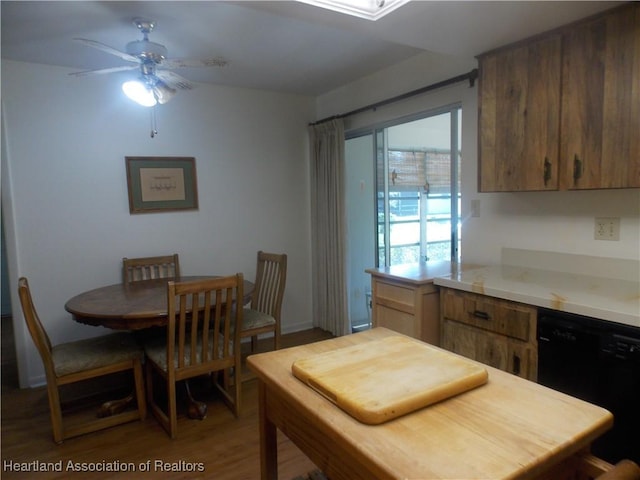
[537,308,640,464]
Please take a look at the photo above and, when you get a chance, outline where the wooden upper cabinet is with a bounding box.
[478,35,562,192]
[479,3,639,192]
[560,3,640,189]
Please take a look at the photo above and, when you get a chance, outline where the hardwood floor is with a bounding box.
[1,326,334,480]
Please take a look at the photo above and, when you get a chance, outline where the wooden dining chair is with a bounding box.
[577,453,640,480]
[122,254,180,285]
[242,251,287,354]
[598,461,640,480]
[143,274,243,439]
[17,277,146,444]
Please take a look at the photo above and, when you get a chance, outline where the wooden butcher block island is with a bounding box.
[292,335,488,424]
[248,328,614,480]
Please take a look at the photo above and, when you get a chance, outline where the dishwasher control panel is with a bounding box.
[601,333,640,362]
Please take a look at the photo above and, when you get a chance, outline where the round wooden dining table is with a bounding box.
[65,275,254,330]
[64,275,254,420]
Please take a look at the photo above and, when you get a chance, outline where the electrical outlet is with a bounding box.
[594,217,620,241]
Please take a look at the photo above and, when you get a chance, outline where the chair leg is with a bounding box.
[133,359,147,420]
[223,367,231,389]
[167,377,178,439]
[145,360,154,414]
[146,361,163,431]
[47,381,64,444]
[234,363,241,417]
[146,361,175,439]
[211,367,240,418]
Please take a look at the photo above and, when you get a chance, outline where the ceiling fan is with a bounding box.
[71,17,228,107]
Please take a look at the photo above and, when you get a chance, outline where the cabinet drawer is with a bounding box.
[442,289,535,341]
[375,281,415,314]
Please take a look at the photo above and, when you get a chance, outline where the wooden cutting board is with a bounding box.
[291,335,488,425]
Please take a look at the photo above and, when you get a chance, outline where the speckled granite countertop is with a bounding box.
[433,250,640,329]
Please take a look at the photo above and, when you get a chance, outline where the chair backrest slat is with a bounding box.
[167,275,242,376]
[252,251,287,318]
[123,254,180,285]
[221,286,233,358]
[188,292,196,367]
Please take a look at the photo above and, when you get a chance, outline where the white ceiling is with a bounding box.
[1,1,622,96]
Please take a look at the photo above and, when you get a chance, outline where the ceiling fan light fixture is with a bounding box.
[73,16,218,112]
[297,0,409,20]
[122,79,157,107]
[153,81,177,105]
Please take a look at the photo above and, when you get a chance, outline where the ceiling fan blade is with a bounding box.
[161,57,228,69]
[155,70,194,90]
[74,38,139,63]
[69,65,139,77]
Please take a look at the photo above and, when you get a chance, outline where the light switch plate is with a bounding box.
[471,199,480,218]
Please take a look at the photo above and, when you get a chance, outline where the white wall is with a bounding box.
[1,59,315,387]
[317,52,640,265]
[316,50,476,121]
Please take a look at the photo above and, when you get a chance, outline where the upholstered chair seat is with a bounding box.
[52,332,143,377]
[144,334,232,372]
[241,308,276,331]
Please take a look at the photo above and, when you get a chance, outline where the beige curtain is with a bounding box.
[309,119,350,337]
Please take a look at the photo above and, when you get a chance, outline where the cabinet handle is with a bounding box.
[512,354,521,376]
[473,310,490,320]
[573,154,583,182]
[543,157,552,186]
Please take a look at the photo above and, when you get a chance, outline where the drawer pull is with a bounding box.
[573,154,583,182]
[543,157,552,186]
[473,310,490,320]
[512,354,521,376]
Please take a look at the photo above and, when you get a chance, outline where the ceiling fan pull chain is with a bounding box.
[150,105,158,138]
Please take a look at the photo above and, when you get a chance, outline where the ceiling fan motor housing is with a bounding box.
[126,40,167,63]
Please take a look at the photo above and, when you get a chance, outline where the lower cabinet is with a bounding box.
[440,287,538,381]
[370,277,440,345]
[442,320,534,379]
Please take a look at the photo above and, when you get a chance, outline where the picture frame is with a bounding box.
[125,156,198,214]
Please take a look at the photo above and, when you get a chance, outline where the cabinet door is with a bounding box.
[478,35,562,192]
[561,4,640,189]
[375,304,419,339]
[442,320,533,379]
[442,320,505,369]
[505,342,532,380]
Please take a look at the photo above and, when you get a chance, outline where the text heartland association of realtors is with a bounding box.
[3,459,205,473]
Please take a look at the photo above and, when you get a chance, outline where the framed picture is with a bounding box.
[125,156,198,214]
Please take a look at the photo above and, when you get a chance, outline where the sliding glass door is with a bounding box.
[345,104,461,331]
[345,134,376,331]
